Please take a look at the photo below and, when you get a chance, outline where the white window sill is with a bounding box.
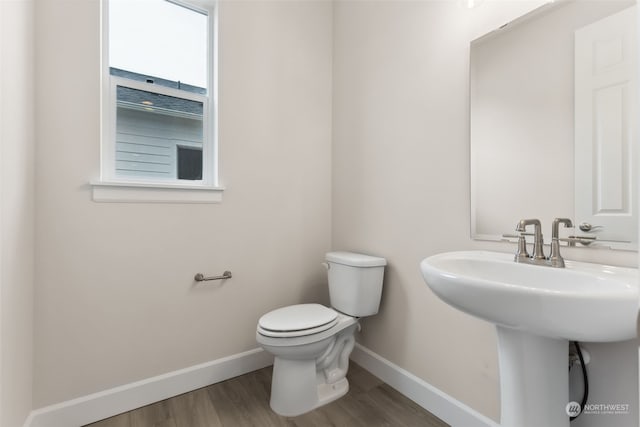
[91,180,224,203]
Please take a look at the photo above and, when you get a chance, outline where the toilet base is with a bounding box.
[259,314,360,417]
[317,377,349,407]
[269,357,351,417]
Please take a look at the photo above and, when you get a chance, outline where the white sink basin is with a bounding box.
[420,250,638,342]
[421,250,638,427]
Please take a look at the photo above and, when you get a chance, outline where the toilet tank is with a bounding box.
[325,251,386,317]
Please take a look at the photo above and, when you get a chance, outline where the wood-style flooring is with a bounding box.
[85,362,449,427]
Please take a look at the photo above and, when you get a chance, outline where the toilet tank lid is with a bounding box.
[326,251,387,267]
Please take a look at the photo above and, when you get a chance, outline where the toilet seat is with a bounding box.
[258,304,338,338]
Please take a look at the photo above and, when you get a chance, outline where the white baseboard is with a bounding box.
[23,343,495,427]
[24,348,273,427]
[351,343,499,427]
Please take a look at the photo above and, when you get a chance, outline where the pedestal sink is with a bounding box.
[420,251,638,427]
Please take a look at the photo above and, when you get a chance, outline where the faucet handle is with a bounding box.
[514,233,530,262]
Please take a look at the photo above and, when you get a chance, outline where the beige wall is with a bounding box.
[0,0,35,425]
[332,0,637,421]
[24,0,640,422]
[332,1,500,417]
[34,0,332,407]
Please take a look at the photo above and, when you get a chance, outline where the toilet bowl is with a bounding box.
[256,251,386,416]
[256,304,359,416]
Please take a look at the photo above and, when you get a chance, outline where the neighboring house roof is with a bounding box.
[111,67,205,117]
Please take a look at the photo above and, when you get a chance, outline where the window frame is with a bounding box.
[95,0,222,202]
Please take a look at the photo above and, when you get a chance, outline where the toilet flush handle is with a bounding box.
[321,262,330,270]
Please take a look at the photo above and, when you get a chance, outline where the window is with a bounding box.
[95,0,221,202]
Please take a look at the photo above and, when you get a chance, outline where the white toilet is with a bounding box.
[256,251,386,417]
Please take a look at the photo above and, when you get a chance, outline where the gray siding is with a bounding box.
[115,107,203,179]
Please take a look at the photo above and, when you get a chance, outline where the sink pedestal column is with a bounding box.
[496,326,569,427]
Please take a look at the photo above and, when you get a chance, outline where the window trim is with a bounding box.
[95,0,221,202]
[91,179,223,203]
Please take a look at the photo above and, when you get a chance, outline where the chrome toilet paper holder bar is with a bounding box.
[194,271,232,282]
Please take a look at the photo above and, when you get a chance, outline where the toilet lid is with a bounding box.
[258,304,338,336]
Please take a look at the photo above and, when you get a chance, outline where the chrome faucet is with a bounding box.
[549,218,573,268]
[515,219,546,264]
[514,218,573,268]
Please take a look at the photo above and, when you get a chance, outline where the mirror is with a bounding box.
[470,0,638,250]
